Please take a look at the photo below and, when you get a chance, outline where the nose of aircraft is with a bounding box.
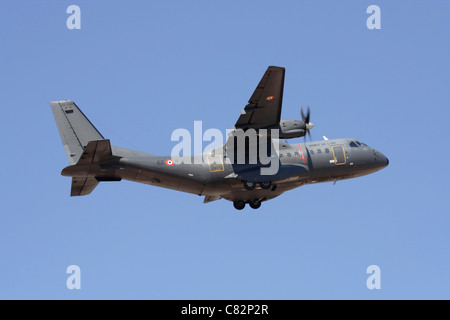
[373,149,389,167]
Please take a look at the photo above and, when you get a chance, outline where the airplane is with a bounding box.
[50,66,388,210]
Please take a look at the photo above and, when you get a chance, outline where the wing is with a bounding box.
[234,66,285,130]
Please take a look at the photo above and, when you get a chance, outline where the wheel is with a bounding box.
[249,200,261,209]
[233,201,246,210]
[259,181,272,189]
[243,181,256,190]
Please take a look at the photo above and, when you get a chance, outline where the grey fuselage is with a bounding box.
[62,138,388,203]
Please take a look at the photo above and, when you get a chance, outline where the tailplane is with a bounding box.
[51,100,120,196]
[61,139,119,196]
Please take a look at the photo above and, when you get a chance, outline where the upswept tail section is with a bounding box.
[60,139,121,196]
[50,100,104,165]
[51,100,119,196]
[65,139,115,196]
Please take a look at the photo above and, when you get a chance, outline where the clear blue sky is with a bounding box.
[1,0,449,299]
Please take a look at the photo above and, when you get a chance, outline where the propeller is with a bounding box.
[301,105,314,141]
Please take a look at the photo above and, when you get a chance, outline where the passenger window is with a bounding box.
[287,153,292,157]
[310,150,315,155]
[325,148,330,153]
[317,149,322,154]
[295,152,300,157]
[279,154,284,158]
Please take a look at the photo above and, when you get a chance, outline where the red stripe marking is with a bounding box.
[297,143,306,165]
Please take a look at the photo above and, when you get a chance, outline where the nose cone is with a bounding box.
[373,149,389,168]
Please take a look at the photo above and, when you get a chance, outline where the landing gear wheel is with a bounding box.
[259,181,272,190]
[233,201,246,210]
[249,201,261,209]
[243,181,256,190]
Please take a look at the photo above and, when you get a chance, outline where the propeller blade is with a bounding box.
[305,105,311,124]
[301,105,313,141]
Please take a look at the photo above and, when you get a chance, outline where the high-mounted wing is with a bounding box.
[234,66,285,130]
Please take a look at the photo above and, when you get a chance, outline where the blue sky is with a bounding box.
[0,0,449,299]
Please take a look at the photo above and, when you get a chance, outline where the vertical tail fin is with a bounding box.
[50,100,104,165]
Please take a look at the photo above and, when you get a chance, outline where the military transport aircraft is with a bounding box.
[50,66,388,210]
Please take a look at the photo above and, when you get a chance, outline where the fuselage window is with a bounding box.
[287,153,292,157]
[295,152,300,157]
[317,149,322,154]
[310,150,315,155]
[325,148,330,153]
[349,141,358,147]
[279,154,284,158]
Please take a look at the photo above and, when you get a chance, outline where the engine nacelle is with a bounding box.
[278,120,306,139]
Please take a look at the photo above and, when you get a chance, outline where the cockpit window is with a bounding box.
[350,141,367,147]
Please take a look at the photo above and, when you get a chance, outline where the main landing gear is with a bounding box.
[249,200,261,209]
[242,181,272,190]
[233,199,262,210]
[235,180,272,210]
[233,200,246,210]
[259,181,272,190]
[243,181,256,190]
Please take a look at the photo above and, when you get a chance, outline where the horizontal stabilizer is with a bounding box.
[77,139,112,165]
[65,140,116,197]
[71,177,100,196]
